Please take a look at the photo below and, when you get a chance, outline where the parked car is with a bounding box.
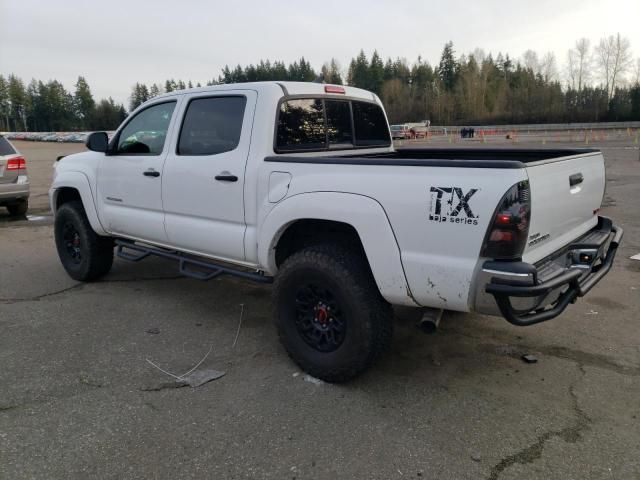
[390,124,411,139]
[0,135,29,216]
[50,81,621,382]
[410,126,428,139]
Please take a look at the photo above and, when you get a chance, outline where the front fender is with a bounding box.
[259,192,418,307]
[50,171,106,236]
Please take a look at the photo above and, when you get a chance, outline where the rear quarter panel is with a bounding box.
[257,160,527,311]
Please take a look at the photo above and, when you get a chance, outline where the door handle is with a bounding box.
[143,169,160,177]
[569,173,583,187]
[215,174,238,182]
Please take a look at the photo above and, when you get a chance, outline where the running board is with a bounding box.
[115,239,272,283]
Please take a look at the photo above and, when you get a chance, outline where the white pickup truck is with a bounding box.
[50,81,622,381]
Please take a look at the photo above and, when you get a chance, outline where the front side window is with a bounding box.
[116,101,176,155]
[178,96,247,156]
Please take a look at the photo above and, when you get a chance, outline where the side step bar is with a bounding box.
[115,239,273,284]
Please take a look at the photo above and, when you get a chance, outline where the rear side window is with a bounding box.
[0,136,16,156]
[352,101,390,146]
[178,96,247,155]
[276,98,389,152]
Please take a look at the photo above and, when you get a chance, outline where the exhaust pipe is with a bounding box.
[419,308,444,334]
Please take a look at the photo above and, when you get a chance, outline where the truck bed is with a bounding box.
[266,147,600,168]
[264,146,605,309]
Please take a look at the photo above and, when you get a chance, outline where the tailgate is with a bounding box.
[523,151,605,263]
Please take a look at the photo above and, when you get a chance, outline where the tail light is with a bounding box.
[6,156,26,170]
[481,180,531,259]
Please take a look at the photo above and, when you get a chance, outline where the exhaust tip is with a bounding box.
[418,308,444,335]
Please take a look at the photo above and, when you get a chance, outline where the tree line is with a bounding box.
[2,33,639,132]
[0,75,126,132]
[130,36,640,125]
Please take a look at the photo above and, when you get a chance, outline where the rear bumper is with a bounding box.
[0,181,30,204]
[478,216,622,326]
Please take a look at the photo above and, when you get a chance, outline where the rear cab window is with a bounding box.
[275,97,390,152]
[0,136,17,156]
[352,102,390,147]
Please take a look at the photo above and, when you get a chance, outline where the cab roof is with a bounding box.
[154,81,378,102]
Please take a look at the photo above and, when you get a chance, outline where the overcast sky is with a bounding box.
[1,0,639,106]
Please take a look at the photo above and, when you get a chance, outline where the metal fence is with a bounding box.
[432,121,640,133]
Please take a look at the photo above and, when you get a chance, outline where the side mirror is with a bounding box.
[86,132,109,153]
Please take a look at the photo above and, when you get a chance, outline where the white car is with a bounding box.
[390,124,411,139]
[49,81,622,381]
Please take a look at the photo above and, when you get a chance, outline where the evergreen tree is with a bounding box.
[0,75,10,131]
[7,75,27,131]
[321,58,343,84]
[369,50,385,95]
[149,84,161,98]
[73,76,95,130]
[348,50,370,89]
[129,83,150,111]
[438,41,458,90]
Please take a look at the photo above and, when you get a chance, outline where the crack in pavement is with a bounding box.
[0,283,84,305]
[0,275,185,304]
[486,342,640,377]
[452,329,640,378]
[0,405,20,412]
[486,365,591,480]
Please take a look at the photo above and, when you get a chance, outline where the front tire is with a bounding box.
[54,200,114,281]
[273,244,393,382]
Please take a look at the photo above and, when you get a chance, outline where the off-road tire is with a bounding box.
[273,244,393,382]
[7,199,28,216]
[54,200,114,281]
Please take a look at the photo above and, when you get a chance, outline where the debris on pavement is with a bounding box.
[630,253,640,261]
[521,354,538,364]
[145,327,160,335]
[181,369,226,387]
[141,369,226,391]
[470,452,482,462]
[303,374,324,385]
[232,303,244,348]
[585,310,599,315]
[145,344,218,388]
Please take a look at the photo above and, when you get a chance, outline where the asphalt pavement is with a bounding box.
[1,137,638,479]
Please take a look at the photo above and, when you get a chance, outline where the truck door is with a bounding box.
[97,99,180,244]
[162,90,257,262]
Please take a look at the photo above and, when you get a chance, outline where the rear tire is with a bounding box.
[54,200,114,281]
[273,244,393,383]
[7,199,28,217]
